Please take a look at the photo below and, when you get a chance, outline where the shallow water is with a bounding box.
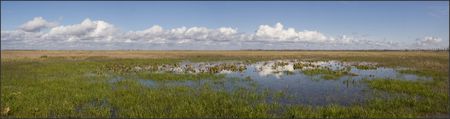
[108,60,431,106]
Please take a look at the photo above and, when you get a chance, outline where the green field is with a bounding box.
[1,51,448,118]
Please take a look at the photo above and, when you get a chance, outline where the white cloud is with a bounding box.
[416,36,442,46]
[253,22,329,43]
[123,26,240,44]
[1,17,445,50]
[336,35,354,44]
[1,30,42,41]
[19,17,58,32]
[252,22,369,45]
[44,18,118,42]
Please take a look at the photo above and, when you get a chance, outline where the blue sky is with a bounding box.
[1,1,448,50]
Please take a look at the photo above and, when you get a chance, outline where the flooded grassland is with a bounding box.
[1,51,448,118]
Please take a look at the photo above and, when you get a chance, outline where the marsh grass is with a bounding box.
[1,51,448,118]
[293,62,318,69]
[0,58,278,118]
[354,65,378,70]
[301,67,355,80]
[398,69,445,80]
[136,72,225,80]
[1,60,112,117]
[108,79,281,118]
[208,64,247,73]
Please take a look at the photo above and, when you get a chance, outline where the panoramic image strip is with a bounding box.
[1,1,449,118]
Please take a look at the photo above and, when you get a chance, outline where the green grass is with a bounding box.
[286,96,447,118]
[301,67,356,80]
[1,51,448,118]
[364,78,445,98]
[293,62,318,69]
[136,72,225,80]
[109,79,279,118]
[361,78,448,117]
[1,59,112,117]
[354,65,378,70]
[286,76,449,118]
[208,63,247,73]
[398,69,447,80]
[0,58,277,118]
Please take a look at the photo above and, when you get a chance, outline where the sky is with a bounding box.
[1,1,449,50]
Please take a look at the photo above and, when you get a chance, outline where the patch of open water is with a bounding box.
[106,60,431,106]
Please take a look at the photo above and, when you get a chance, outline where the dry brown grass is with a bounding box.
[1,50,448,73]
[1,50,447,59]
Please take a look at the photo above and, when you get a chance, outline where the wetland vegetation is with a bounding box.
[1,50,448,118]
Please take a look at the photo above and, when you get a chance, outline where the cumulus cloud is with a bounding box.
[1,30,43,41]
[1,17,444,50]
[122,25,241,44]
[19,17,58,32]
[44,18,118,42]
[254,23,329,43]
[416,36,442,46]
[251,23,369,45]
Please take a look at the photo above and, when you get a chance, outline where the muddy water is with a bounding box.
[110,60,431,106]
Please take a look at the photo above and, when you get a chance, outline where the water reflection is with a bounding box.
[107,60,431,106]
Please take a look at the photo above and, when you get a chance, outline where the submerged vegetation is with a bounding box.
[1,51,448,118]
